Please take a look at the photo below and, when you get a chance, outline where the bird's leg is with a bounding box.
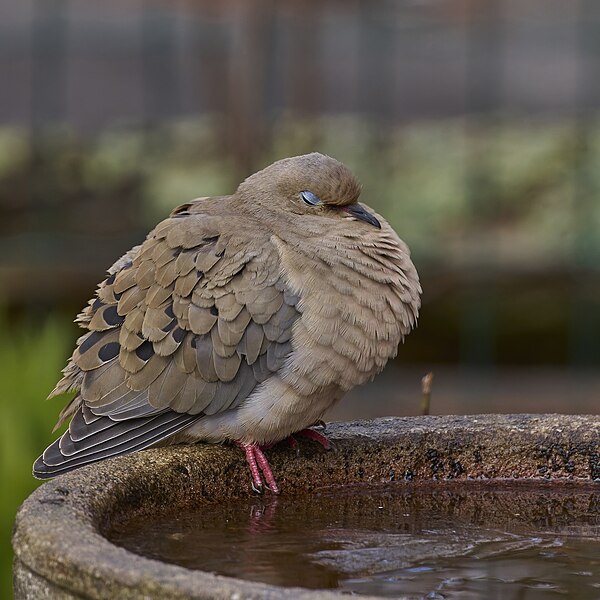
[294,427,333,450]
[235,441,280,495]
[237,442,263,493]
[253,446,280,494]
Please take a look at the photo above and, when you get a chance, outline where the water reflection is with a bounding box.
[109,483,600,598]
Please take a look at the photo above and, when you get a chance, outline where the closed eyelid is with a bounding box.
[300,191,321,206]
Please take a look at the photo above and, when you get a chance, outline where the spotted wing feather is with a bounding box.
[34,205,299,479]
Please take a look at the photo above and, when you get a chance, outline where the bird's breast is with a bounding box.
[271,223,421,397]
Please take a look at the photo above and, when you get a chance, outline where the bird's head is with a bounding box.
[236,153,381,229]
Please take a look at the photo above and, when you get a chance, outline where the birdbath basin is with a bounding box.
[12,414,600,599]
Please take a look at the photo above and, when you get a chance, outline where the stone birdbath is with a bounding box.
[12,414,600,599]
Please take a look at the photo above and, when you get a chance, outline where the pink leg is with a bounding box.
[237,442,263,493]
[235,441,280,495]
[253,446,280,494]
[295,428,333,450]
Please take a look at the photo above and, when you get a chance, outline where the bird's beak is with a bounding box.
[343,203,381,229]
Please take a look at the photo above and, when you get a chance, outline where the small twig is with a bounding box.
[420,372,434,416]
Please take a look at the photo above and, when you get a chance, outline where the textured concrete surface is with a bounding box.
[12,414,600,599]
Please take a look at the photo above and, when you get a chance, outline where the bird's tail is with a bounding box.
[33,404,199,479]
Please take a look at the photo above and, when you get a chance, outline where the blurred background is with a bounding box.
[2,0,600,595]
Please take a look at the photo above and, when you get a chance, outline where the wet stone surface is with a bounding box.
[108,482,600,599]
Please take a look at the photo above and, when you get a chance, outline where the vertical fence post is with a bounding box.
[224,0,277,177]
[31,0,67,132]
[570,0,600,366]
[461,0,505,367]
[141,0,179,125]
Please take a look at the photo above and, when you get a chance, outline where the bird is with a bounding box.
[33,153,421,494]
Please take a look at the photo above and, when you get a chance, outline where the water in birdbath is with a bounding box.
[108,482,600,599]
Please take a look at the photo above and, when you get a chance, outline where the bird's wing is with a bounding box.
[34,206,299,478]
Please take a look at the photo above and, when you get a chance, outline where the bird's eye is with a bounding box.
[300,190,321,206]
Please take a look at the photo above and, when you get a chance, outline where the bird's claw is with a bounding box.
[323,438,337,452]
[285,435,301,456]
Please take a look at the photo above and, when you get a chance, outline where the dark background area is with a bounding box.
[2,1,600,596]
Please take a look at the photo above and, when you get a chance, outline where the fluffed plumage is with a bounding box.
[33,153,421,492]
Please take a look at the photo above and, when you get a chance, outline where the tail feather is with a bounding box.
[57,410,187,459]
[33,407,200,479]
[56,412,190,465]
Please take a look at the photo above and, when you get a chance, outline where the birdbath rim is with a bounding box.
[12,414,600,599]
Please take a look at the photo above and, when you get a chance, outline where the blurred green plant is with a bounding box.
[2,115,600,265]
[0,316,74,600]
[3,115,600,279]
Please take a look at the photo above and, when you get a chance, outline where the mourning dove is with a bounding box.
[33,153,421,493]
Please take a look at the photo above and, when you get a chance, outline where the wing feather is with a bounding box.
[34,206,299,479]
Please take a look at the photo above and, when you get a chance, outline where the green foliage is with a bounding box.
[3,115,600,274]
[0,316,73,600]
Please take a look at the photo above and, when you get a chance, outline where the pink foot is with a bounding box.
[294,427,333,450]
[277,427,333,454]
[286,435,299,452]
[235,441,280,495]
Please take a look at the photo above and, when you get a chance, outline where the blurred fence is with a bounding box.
[3,2,600,134]
[1,0,600,366]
